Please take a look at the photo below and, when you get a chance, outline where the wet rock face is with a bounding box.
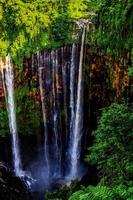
[0,162,31,200]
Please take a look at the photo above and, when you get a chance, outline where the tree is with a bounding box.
[86,103,133,186]
[91,0,133,55]
[0,0,91,65]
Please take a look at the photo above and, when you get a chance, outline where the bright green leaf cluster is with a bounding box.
[90,0,133,55]
[86,103,133,186]
[0,0,91,65]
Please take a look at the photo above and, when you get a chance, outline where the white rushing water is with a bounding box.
[28,38,86,184]
[0,55,22,177]
[61,47,68,134]
[38,52,50,178]
[51,50,61,177]
[70,44,76,138]
[69,27,86,179]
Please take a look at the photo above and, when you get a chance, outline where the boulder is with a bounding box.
[0,162,32,200]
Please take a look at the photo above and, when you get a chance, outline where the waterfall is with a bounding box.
[38,52,50,178]
[51,50,61,177]
[69,27,86,179]
[29,38,86,185]
[61,47,69,143]
[35,42,85,181]
[70,44,76,138]
[0,56,22,177]
[0,35,87,191]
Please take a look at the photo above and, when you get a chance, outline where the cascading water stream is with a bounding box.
[38,52,50,178]
[69,27,86,179]
[26,39,86,189]
[61,47,68,135]
[51,50,61,177]
[0,36,88,195]
[70,44,76,139]
[0,56,22,177]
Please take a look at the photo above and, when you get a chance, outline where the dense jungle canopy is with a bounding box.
[0,0,133,200]
[0,0,132,62]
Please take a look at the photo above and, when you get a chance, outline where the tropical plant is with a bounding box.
[15,86,42,136]
[0,0,91,66]
[0,109,9,137]
[86,103,133,186]
[90,0,133,56]
[45,179,79,200]
[69,185,114,200]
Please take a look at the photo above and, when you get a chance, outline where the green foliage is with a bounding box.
[0,108,9,137]
[91,0,133,55]
[128,67,133,77]
[69,185,114,200]
[114,183,133,200]
[86,103,133,186]
[15,86,42,135]
[45,179,79,200]
[69,183,133,200]
[0,86,42,137]
[0,0,90,65]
